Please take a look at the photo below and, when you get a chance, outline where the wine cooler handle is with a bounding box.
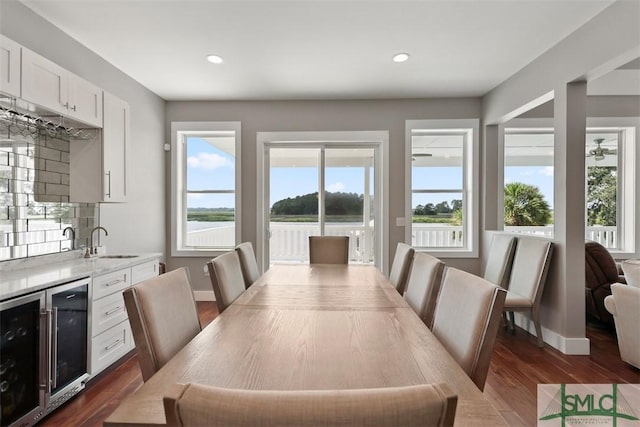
[51,307,58,389]
[39,309,49,390]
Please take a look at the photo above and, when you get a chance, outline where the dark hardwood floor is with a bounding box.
[40,303,639,427]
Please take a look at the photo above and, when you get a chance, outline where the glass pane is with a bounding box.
[411,192,463,248]
[51,284,88,393]
[504,132,554,234]
[0,299,41,425]
[586,133,618,249]
[186,136,235,191]
[186,193,235,248]
[411,133,463,190]
[326,148,375,264]
[269,148,320,263]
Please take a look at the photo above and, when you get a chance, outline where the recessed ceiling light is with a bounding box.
[392,53,410,63]
[206,55,223,64]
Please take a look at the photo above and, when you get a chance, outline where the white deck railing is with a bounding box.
[186,223,618,262]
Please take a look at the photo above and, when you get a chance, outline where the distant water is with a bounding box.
[187,221,365,232]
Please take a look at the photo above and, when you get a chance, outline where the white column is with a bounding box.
[551,81,589,354]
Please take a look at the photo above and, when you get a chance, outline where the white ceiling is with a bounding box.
[21,0,615,101]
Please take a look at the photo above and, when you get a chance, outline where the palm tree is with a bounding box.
[504,182,551,226]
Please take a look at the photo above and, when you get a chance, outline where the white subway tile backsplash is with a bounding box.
[45,159,68,174]
[0,123,98,262]
[38,146,62,161]
[37,170,61,184]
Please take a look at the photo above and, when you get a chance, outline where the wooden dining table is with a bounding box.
[104,264,507,426]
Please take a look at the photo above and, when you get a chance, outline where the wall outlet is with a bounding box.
[203,264,209,276]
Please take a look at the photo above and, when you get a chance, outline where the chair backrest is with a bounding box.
[207,251,246,314]
[431,267,506,391]
[235,242,260,288]
[585,240,621,289]
[621,260,640,287]
[163,382,458,427]
[404,252,445,328]
[123,267,201,382]
[308,236,349,264]
[483,234,517,288]
[389,242,415,294]
[506,237,553,306]
[604,283,640,368]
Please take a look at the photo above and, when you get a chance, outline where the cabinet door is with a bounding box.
[68,74,103,127]
[102,92,129,202]
[21,48,67,115]
[0,35,21,98]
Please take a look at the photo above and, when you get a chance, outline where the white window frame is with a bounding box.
[256,131,389,273]
[171,121,241,257]
[405,119,479,258]
[587,118,637,258]
[499,117,638,258]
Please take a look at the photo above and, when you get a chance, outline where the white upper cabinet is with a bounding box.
[70,91,129,203]
[102,91,129,202]
[21,47,103,127]
[0,35,21,98]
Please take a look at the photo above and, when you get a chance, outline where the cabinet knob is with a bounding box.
[71,104,77,112]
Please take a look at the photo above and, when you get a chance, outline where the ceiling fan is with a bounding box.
[586,138,617,161]
[412,153,433,161]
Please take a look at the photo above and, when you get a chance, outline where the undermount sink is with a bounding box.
[99,255,139,259]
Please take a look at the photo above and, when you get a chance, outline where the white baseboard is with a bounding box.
[194,290,215,301]
[513,313,590,355]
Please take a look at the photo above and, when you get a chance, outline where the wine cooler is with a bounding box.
[1,277,90,427]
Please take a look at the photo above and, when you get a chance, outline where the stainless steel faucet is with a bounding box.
[62,226,75,250]
[89,226,108,255]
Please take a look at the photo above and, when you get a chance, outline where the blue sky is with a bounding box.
[186,137,555,210]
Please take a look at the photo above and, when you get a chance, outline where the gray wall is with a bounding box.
[1,0,166,257]
[481,0,640,354]
[166,99,482,291]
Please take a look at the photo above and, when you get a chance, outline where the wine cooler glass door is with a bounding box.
[48,280,89,397]
[0,292,46,426]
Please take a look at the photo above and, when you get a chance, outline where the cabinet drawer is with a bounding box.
[90,320,133,376]
[93,268,131,300]
[92,291,128,337]
[131,260,159,284]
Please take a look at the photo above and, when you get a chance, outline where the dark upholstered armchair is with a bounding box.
[585,241,626,325]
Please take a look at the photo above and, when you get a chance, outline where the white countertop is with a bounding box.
[0,252,162,301]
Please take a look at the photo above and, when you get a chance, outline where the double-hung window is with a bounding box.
[501,118,637,255]
[406,119,479,257]
[171,122,241,256]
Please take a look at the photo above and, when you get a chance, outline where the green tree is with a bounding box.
[504,182,551,226]
[587,166,616,226]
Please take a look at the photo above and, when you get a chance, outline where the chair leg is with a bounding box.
[502,312,510,329]
[508,311,515,333]
[532,310,544,348]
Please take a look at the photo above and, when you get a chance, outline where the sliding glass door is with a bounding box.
[266,145,377,266]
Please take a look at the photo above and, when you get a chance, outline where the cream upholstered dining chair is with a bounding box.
[163,382,458,427]
[308,236,350,264]
[404,252,445,329]
[235,242,260,288]
[502,237,553,348]
[207,251,246,314]
[605,283,640,369]
[123,267,202,382]
[431,267,506,391]
[621,260,640,287]
[483,234,517,289]
[389,242,415,295]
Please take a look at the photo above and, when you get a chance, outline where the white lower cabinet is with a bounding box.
[91,317,133,375]
[89,259,159,377]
